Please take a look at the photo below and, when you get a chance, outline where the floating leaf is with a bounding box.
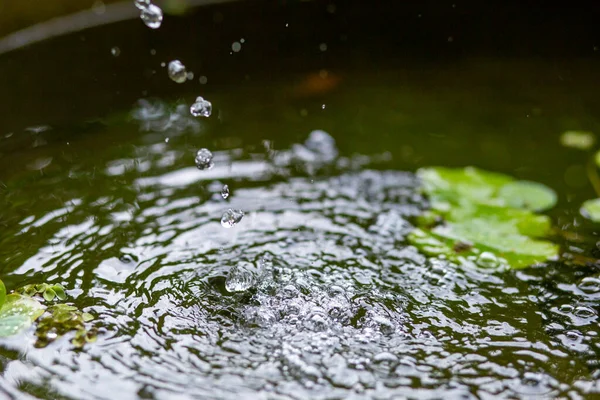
[497,181,557,211]
[43,287,56,302]
[0,279,6,310]
[34,304,96,348]
[560,130,595,150]
[581,198,600,222]
[52,285,67,301]
[0,294,45,337]
[411,167,559,269]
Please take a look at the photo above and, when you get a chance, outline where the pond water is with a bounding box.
[1,1,600,399]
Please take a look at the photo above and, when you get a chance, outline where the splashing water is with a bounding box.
[221,184,230,199]
[139,3,163,29]
[168,60,187,84]
[194,148,213,170]
[190,96,212,117]
[225,261,256,292]
[221,209,244,228]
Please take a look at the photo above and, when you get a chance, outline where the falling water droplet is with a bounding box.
[199,75,208,85]
[221,209,244,228]
[225,262,255,292]
[111,47,120,57]
[167,60,187,83]
[134,0,151,9]
[221,184,230,199]
[194,148,213,170]
[232,42,242,52]
[140,4,163,29]
[190,96,212,117]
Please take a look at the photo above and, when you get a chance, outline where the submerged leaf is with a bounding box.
[581,198,600,222]
[560,130,595,150]
[411,167,559,269]
[0,294,45,337]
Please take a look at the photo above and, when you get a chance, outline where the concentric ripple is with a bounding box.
[0,125,599,400]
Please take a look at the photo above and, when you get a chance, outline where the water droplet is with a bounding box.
[110,47,120,57]
[226,262,255,292]
[221,209,244,228]
[134,0,151,9]
[232,42,242,52]
[373,352,398,363]
[304,311,328,331]
[140,4,163,29]
[199,75,208,84]
[165,138,170,143]
[221,184,230,199]
[168,60,187,83]
[319,43,328,52]
[186,72,194,80]
[240,38,245,44]
[194,148,213,170]
[160,62,166,67]
[190,96,212,117]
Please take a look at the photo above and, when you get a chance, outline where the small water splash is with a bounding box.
[194,148,213,170]
[221,209,244,228]
[221,184,230,199]
[225,261,255,292]
[190,96,212,117]
[168,60,187,84]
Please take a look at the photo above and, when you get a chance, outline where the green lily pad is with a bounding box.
[411,167,559,269]
[497,180,557,211]
[581,198,600,222]
[0,294,45,337]
[560,130,595,150]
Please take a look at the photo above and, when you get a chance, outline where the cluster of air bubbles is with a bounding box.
[221,209,244,228]
[167,60,187,83]
[194,148,213,170]
[190,96,212,117]
[135,0,163,29]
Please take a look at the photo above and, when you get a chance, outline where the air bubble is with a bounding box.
[579,277,600,294]
[221,209,244,228]
[111,47,120,57]
[168,60,187,83]
[194,148,213,170]
[190,96,212,117]
[232,42,242,52]
[476,251,501,269]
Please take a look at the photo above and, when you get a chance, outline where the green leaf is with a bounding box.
[497,180,557,211]
[581,198,600,222]
[560,130,595,150]
[52,285,67,301]
[0,294,45,337]
[411,167,559,269]
[43,288,56,302]
[82,313,94,322]
[0,280,6,310]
